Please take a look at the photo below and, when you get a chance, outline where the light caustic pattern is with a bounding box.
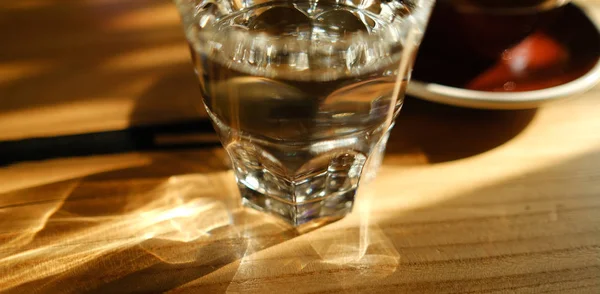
[0,174,237,292]
[0,171,400,293]
[169,183,401,293]
[227,185,400,293]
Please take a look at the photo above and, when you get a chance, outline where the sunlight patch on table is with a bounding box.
[0,173,235,292]
[103,3,180,30]
[0,61,56,85]
[0,181,78,255]
[0,153,150,194]
[100,44,190,72]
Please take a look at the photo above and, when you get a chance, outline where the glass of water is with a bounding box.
[174,0,434,226]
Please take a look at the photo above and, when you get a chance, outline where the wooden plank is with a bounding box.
[0,0,598,293]
[0,0,205,141]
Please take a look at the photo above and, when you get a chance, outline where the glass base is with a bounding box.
[226,140,368,227]
[239,184,355,227]
[228,130,391,227]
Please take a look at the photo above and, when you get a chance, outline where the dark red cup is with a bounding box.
[428,0,571,59]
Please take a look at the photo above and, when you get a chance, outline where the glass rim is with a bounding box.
[176,0,435,81]
[177,0,435,46]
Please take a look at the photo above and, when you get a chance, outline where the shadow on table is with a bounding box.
[385,98,537,165]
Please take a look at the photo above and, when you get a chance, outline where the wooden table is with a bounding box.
[1,1,599,293]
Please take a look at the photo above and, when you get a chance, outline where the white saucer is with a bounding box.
[407,62,600,109]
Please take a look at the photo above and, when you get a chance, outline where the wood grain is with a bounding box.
[0,0,599,293]
[0,0,205,141]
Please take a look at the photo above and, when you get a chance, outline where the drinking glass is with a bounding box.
[174,0,434,226]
